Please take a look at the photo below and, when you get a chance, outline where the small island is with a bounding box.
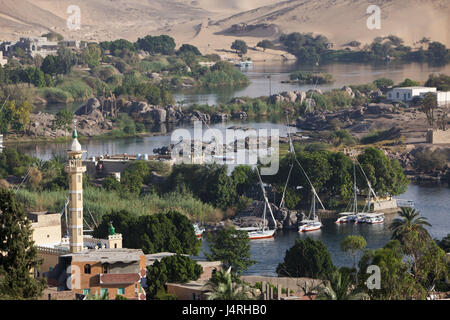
[282,71,334,84]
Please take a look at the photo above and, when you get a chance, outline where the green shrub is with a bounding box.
[39,87,73,103]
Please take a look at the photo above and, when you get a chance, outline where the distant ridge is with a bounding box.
[0,0,448,50]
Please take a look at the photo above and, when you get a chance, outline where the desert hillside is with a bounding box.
[0,0,448,56]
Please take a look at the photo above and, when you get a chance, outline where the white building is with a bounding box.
[16,37,59,58]
[387,87,437,102]
[437,91,450,105]
[0,51,7,67]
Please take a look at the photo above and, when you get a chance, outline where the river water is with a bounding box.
[174,61,450,106]
[196,184,450,276]
[17,61,450,276]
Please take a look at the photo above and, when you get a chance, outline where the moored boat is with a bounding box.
[336,163,359,224]
[336,212,358,224]
[364,213,385,224]
[299,221,322,232]
[239,167,277,240]
[193,224,205,238]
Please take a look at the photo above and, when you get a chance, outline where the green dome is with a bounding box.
[72,129,78,139]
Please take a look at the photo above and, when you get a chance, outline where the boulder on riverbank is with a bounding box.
[232,200,303,230]
[28,110,113,138]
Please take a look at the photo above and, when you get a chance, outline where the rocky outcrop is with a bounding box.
[28,110,113,138]
[269,90,309,104]
[342,86,355,98]
[365,103,393,114]
[212,113,229,122]
[153,108,167,123]
[75,98,101,116]
[232,200,302,230]
[232,111,248,120]
[295,103,395,131]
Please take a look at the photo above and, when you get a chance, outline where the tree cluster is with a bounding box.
[146,254,202,299]
[93,210,201,255]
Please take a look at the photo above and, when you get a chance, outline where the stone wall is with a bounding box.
[241,275,324,296]
[373,199,398,212]
[427,129,450,144]
[29,213,62,247]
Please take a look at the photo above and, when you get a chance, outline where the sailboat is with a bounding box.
[353,159,384,225]
[193,223,205,239]
[336,162,359,224]
[282,114,325,233]
[239,167,277,240]
[298,192,323,232]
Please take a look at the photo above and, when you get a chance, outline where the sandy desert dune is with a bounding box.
[0,0,448,60]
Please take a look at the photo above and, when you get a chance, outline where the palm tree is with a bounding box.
[390,207,432,243]
[316,270,368,300]
[390,207,432,276]
[203,267,255,300]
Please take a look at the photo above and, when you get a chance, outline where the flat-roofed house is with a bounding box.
[28,212,62,248]
[46,248,147,300]
[387,87,437,102]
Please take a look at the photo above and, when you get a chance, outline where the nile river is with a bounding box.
[196,184,450,276]
[15,61,450,276]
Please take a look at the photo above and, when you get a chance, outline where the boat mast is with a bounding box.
[311,192,316,221]
[285,114,325,211]
[353,162,358,214]
[256,167,277,230]
[262,204,267,232]
[355,158,381,211]
[280,115,295,209]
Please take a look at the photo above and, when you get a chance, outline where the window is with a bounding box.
[84,264,91,274]
[100,288,108,298]
[78,194,81,201]
[102,263,109,274]
[117,288,125,295]
[78,175,81,183]
[114,243,118,248]
[83,289,91,296]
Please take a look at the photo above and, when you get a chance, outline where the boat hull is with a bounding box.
[366,219,384,225]
[247,230,275,240]
[299,222,322,232]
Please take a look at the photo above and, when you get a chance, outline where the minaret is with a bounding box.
[65,121,87,253]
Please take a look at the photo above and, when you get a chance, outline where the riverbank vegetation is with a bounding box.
[286,71,334,84]
[278,32,450,64]
[0,34,249,116]
[2,141,408,222]
[265,147,408,210]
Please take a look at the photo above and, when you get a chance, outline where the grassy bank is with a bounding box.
[16,187,223,223]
